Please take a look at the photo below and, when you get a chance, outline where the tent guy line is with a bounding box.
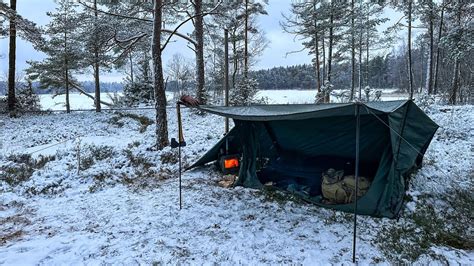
[362,104,457,182]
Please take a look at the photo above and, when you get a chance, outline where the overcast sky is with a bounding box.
[0,0,411,82]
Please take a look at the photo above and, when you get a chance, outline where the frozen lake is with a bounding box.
[36,89,409,111]
[39,92,174,111]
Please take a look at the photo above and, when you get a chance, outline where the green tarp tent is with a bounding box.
[190,100,438,218]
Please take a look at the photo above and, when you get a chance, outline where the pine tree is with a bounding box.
[442,1,471,104]
[122,53,154,106]
[16,78,40,112]
[230,78,262,106]
[26,0,82,113]
[77,0,116,112]
[7,0,16,112]
[208,0,268,96]
[152,0,169,149]
[283,0,352,102]
[1,1,42,113]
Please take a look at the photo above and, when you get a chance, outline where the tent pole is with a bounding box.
[352,102,361,263]
[178,143,182,210]
[177,103,183,210]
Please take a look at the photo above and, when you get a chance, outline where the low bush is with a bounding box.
[79,145,115,170]
[0,154,55,186]
[376,185,474,262]
[108,112,153,133]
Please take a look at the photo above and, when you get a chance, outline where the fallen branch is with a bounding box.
[69,82,113,107]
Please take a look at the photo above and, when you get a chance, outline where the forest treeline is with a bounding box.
[1,0,472,149]
[252,43,473,93]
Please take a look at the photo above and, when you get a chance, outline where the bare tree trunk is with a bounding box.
[314,0,321,93]
[449,3,462,105]
[350,0,355,100]
[93,65,101,111]
[322,29,326,85]
[449,60,460,105]
[408,0,414,100]
[327,14,333,84]
[365,44,369,88]
[365,6,369,88]
[426,0,434,94]
[433,3,445,95]
[231,31,238,89]
[244,0,249,79]
[153,0,169,149]
[7,0,17,112]
[326,8,334,103]
[93,0,101,112]
[315,31,321,93]
[64,31,70,113]
[194,0,206,104]
[65,65,70,113]
[129,52,134,83]
[420,43,424,92]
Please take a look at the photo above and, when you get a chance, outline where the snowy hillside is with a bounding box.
[0,104,473,264]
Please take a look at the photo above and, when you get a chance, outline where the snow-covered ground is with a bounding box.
[0,100,473,264]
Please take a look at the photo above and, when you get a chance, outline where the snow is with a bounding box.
[36,89,407,111]
[38,92,175,111]
[257,89,407,104]
[0,99,473,264]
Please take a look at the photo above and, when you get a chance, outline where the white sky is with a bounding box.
[0,0,419,82]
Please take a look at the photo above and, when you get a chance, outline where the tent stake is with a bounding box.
[353,102,361,263]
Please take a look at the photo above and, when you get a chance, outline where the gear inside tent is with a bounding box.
[188,100,438,218]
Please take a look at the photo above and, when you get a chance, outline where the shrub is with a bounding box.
[376,186,474,262]
[0,154,55,186]
[231,78,263,106]
[109,112,153,133]
[79,145,115,170]
[160,149,178,164]
[16,80,41,112]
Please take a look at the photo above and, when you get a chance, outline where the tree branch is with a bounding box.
[112,32,148,63]
[161,29,197,47]
[77,1,153,23]
[69,82,113,107]
[160,1,222,51]
[285,47,306,58]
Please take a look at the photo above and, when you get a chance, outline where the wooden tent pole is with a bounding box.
[352,102,361,263]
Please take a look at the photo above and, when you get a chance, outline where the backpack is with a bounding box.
[321,169,371,204]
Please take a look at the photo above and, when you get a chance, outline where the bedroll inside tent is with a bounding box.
[189,100,438,218]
